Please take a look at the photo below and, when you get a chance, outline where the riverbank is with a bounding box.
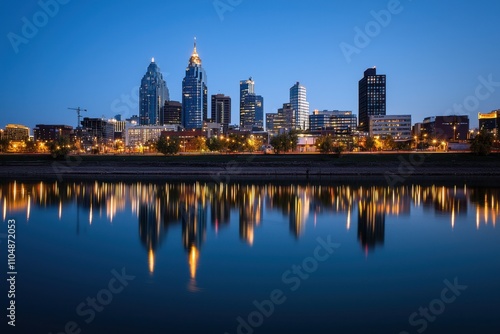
[1,153,499,184]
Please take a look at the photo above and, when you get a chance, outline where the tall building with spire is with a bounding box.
[290,82,310,130]
[139,58,169,125]
[182,38,208,130]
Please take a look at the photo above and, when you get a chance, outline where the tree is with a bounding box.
[206,137,223,152]
[333,142,346,157]
[288,130,299,152]
[364,136,376,152]
[48,137,72,158]
[471,130,494,156]
[156,136,180,155]
[315,135,334,154]
[24,139,37,153]
[382,135,396,151]
[0,138,10,153]
[270,132,299,154]
[192,137,207,152]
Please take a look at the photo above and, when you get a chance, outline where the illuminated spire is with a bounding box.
[151,57,155,63]
[189,37,202,66]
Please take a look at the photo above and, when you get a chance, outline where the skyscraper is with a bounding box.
[139,58,169,125]
[240,77,264,131]
[182,39,208,130]
[211,94,231,133]
[358,67,386,132]
[290,82,310,131]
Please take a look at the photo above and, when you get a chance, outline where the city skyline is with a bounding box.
[2,1,500,130]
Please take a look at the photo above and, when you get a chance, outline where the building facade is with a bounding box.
[478,110,500,135]
[240,77,264,131]
[182,39,208,130]
[162,100,182,125]
[125,125,180,147]
[211,94,231,133]
[4,124,30,141]
[139,58,169,125]
[369,115,412,140]
[81,118,114,144]
[290,82,310,131]
[309,110,357,133]
[266,103,295,136]
[359,67,386,132]
[34,124,73,141]
[423,115,469,141]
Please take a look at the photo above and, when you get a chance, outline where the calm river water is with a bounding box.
[1,181,499,334]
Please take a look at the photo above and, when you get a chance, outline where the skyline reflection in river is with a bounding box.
[2,181,498,278]
[2,180,499,333]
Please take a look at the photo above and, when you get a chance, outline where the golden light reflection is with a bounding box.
[27,195,31,221]
[148,248,155,274]
[188,246,199,280]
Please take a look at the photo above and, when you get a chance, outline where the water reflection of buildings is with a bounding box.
[356,187,411,253]
[1,181,499,279]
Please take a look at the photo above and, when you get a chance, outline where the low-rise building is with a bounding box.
[479,110,499,135]
[125,124,180,147]
[369,115,412,141]
[34,124,73,141]
[4,124,30,141]
[423,115,469,142]
[309,110,357,134]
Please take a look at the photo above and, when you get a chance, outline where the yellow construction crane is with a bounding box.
[68,107,87,129]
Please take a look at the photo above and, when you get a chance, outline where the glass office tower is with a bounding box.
[290,82,310,131]
[139,58,169,125]
[182,39,208,130]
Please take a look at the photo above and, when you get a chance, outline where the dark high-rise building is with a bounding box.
[358,67,386,132]
[240,77,264,131]
[139,58,169,125]
[211,94,231,133]
[161,101,182,125]
[182,39,208,130]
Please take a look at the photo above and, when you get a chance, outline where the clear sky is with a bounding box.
[1,0,500,130]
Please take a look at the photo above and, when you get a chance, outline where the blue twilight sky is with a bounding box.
[1,0,500,130]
